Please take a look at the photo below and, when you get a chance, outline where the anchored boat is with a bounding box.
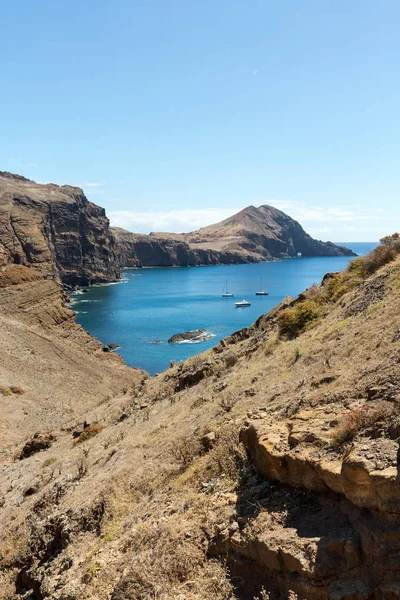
[255,277,269,296]
[222,279,234,297]
[235,299,251,307]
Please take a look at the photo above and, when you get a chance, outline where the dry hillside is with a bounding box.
[1,238,400,599]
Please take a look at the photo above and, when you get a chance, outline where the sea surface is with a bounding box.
[72,242,377,375]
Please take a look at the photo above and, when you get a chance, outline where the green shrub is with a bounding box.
[277,300,321,339]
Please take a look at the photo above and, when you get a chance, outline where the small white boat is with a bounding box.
[222,279,234,297]
[235,299,251,307]
[255,277,269,296]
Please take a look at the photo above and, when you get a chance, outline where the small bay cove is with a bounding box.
[71,242,376,375]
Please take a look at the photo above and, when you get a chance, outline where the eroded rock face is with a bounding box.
[0,172,119,285]
[112,227,255,267]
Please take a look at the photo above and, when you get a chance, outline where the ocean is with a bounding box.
[71,242,377,375]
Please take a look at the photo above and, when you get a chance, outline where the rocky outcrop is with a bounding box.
[112,205,355,268]
[112,227,256,267]
[0,172,119,285]
[168,329,213,344]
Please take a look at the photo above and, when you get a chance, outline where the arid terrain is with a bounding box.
[1,225,400,598]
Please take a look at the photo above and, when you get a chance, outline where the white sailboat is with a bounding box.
[235,299,251,307]
[255,277,269,296]
[222,279,234,297]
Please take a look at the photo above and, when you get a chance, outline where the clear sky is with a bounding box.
[1,0,399,241]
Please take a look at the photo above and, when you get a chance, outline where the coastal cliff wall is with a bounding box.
[0,172,119,285]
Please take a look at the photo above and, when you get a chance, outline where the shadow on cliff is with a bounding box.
[213,464,367,600]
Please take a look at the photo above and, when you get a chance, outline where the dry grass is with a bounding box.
[74,423,104,444]
[330,401,394,447]
[111,522,233,600]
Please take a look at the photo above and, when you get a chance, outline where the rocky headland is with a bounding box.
[112,204,355,268]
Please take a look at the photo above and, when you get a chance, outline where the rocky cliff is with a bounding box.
[112,227,257,267]
[1,239,400,599]
[0,172,119,285]
[113,204,355,268]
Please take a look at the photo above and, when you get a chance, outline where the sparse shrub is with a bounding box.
[10,386,25,395]
[277,300,321,339]
[347,234,400,279]
[170,435,202,469]
[224,353,238,368]
[76,449,89,479]
[330,400,394,447]
[323,273,361,303]
[253,588,271,600]
[0,387,11,396]
[208,425,245,481]
[294,346,302,362]
[74,423,104,444]
[219,394,237,413]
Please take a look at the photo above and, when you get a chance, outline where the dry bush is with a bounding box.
[171,435,202,470]
[330,401,394,447]
[224,353,238,368]
[111,523,233,600]
[0,386,11,396]
[219,394,237,413]
[10,386,25,395]
[348,234,400,279]
[277,300,321,339]
[74,423,104,444]
[206,425,246,482]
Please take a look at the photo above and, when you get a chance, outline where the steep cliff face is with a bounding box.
[0,172,119,285]
[112,227,258,267]
[112,205,355,268]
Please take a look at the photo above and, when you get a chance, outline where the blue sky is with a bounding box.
[1,0,399,241]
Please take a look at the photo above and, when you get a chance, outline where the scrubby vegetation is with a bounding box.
[349,233,400,278]
[330,401,394,448]
[278,234,400,339]
[74,423,104,444]
[277,299,322,339]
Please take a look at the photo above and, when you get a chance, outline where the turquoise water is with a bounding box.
[72,242,377,375]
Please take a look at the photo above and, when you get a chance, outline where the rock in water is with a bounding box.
[168,329,212,344]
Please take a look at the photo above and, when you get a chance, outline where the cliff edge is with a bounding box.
[0,172,119,285]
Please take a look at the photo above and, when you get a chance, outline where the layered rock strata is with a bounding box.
[0,172,119,285]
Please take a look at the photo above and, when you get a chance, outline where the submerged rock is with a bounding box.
[168,329,212,344]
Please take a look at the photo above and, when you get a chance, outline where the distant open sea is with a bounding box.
[71,242,377,375]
